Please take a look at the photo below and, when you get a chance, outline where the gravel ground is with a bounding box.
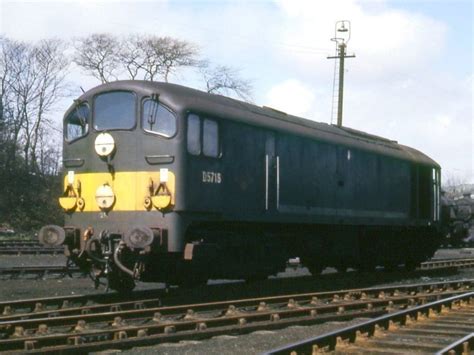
[119,319,374,355]
[1,248,474,354]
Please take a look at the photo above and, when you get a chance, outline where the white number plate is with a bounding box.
[202,171,222,184]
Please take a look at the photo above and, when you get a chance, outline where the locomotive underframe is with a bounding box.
[181,220,440,278]
[58,212,441,289]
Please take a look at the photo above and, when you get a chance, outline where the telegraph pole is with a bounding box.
[327,21,355,127]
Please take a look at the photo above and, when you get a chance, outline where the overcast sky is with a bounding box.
[1,0,472,183]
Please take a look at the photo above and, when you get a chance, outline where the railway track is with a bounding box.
[0,279,473,353]
[0,240,63,255]
[0,266,84,280]
[265,291,474,354]
[0,247,63,255]
[0,240,37,247]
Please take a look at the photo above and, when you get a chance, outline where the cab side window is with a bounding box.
[203,119,219,158]
[187,114,220,158]
[187,114,201,155]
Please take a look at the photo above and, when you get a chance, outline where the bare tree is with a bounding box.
[0,38,30,169]
[74,33,253,101]
[0,37,69,173]
[0,37,11,156]
[135,36,163,81]
[76,34,199,83]
[73,33,120,83]
[0,37,11,173]
[200,63,253,102]
[118,34,146,80]
[155,37,199,82]
[28,39,70,171]
[120,35,199,82]
[37,125,61,176]
[0,36,69,231]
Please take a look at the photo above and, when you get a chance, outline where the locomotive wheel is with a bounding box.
[177,274,208,288]
[301,256,323,276]
[245,273,268,283]
[305,263,323,276]
[404,259,420,272]
[176,262,208,288]
[358,261,376,272]
[335,265,348,273]
[308,266,323,276]
[108,274,135,293]
[383,261,399,272]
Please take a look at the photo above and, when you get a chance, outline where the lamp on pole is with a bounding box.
[327,20,355,127]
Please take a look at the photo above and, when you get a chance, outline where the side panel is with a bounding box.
[182,113,429,227]
[277,134,337,213]
[276,132,412,224]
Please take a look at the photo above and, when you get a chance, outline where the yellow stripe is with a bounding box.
[62,171,175,212]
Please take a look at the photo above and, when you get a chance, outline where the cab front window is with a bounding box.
[65,103,89,142]
[94,91,136,130]
[142,99,176,137]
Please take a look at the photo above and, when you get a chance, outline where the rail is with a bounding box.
[0,279,473,353]
[264,291,474,354]
[436,333,474,355]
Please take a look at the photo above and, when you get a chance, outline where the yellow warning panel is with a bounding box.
[61,171,175,212]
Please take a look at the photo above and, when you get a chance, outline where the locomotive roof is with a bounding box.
[76,80,439,168]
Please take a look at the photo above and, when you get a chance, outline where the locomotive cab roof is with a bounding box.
[71,80,439,168]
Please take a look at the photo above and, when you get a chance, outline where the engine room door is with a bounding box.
[265,132,278,212]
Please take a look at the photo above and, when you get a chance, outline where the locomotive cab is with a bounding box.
[40,83,186,290]
[60,89,179,214]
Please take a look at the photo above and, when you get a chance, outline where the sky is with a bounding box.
[1,0,473,183]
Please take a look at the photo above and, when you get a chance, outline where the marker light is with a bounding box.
[95,184,115,210]
[94,132,115,157]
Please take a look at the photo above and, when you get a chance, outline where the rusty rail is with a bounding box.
[436,333,474,355]
[0,280,473,353]
[264,291,474,354]
[1,278,473,322]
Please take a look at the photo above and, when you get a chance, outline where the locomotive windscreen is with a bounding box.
[65,103,89,141]
[93,91,136,130]
[142,99,177,137]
